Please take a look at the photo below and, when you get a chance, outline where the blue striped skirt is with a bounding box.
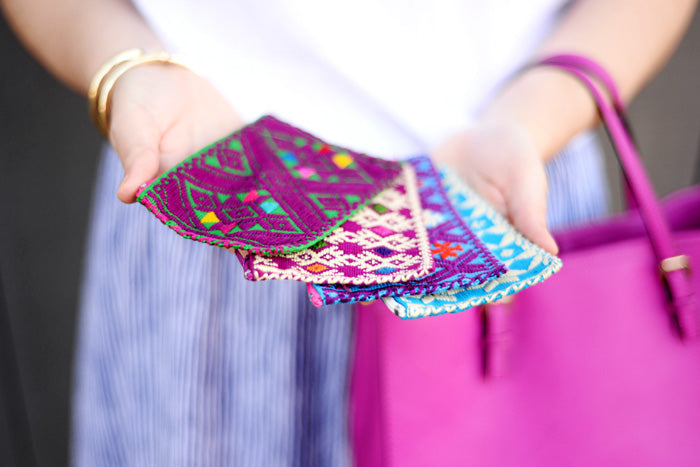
[72,132,608,466]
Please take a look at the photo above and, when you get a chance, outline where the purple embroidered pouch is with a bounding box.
[234,163,434,284]
[137,115,403,255]
[307,156,507,306]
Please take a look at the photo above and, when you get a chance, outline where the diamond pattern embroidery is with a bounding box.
[280,151,298,164]
[235,164,434,285]
[259,199,280,214]
[243,190,260,203]
[370,226,395,237]
[374,246,393,257]
[200,211,220,226]
[307,156,506,306]
[372,204,389,214]
[332,153,354,169]
[137,115,402,254]
[306,263,328,273]
[383,167,563,319]
[297,167,317,179]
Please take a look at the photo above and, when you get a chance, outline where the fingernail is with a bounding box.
[550,240,560,256]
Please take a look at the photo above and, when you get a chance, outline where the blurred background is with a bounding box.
[0,9,699,467]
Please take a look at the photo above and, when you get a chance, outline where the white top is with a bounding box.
[133,0,568,158]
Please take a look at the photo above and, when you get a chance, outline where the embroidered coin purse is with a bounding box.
[235,163,435,284]
[137,115,403,255]
[307,156,507,306]
[383,167,563,319]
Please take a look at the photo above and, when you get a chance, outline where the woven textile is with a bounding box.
[137,115,402,255]
[307,156,506,306]
[235,164,434,284]
[383,167,563,319]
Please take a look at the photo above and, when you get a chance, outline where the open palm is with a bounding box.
[107,64,243,203]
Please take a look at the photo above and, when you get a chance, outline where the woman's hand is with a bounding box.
[432,119,559,255]
[108,63,244,203]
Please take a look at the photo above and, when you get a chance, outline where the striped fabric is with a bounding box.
[71,132,607,466]
[545,132,609,229]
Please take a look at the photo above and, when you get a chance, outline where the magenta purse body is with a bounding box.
[350,56,700,466]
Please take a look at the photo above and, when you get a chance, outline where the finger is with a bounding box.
[117,147,160,203]
[504,168,559,256]
[110,109,162,204]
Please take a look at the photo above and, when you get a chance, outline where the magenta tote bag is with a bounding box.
[350,55,700,467]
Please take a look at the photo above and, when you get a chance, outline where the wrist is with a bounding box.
[479,66,597,161]
[88,49,194,138]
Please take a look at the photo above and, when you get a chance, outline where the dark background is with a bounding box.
[1,9,699,467]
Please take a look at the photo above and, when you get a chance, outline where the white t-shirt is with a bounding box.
[133,0,568,158]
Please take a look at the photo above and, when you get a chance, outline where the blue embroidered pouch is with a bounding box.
[382,167,563,319]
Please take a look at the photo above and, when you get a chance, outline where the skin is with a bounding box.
[2,0,698,255]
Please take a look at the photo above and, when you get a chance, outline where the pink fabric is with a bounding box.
[537,60,697,338]
[351,219,700,466]
[350,54,700,466]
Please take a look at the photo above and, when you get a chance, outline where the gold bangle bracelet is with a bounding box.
[94,52,192,138]
[87,48,143,131]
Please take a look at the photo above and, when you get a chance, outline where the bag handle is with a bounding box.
[536,54,698,339]
[539,54,639,210]
[539,54,626,114]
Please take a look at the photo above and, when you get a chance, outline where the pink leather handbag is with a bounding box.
[350,55,700,466]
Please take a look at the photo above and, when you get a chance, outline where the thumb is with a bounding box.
[110,111,161,204]
[117,146,160,203]
[504,169,559,256]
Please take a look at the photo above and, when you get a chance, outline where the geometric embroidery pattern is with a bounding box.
[383,167,563,319]
[235,164,434,284]
[307,156,507,306]
[136,115,403,255]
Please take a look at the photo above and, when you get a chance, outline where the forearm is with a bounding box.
[481,0,698,160]
[1,0,162,95]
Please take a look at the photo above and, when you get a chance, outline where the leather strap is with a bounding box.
[537,55,698,339]
[539,54,626,114]
[481,301,513,379]
[540,54,639,210]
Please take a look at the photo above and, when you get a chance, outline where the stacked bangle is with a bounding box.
[87,49,192,138]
